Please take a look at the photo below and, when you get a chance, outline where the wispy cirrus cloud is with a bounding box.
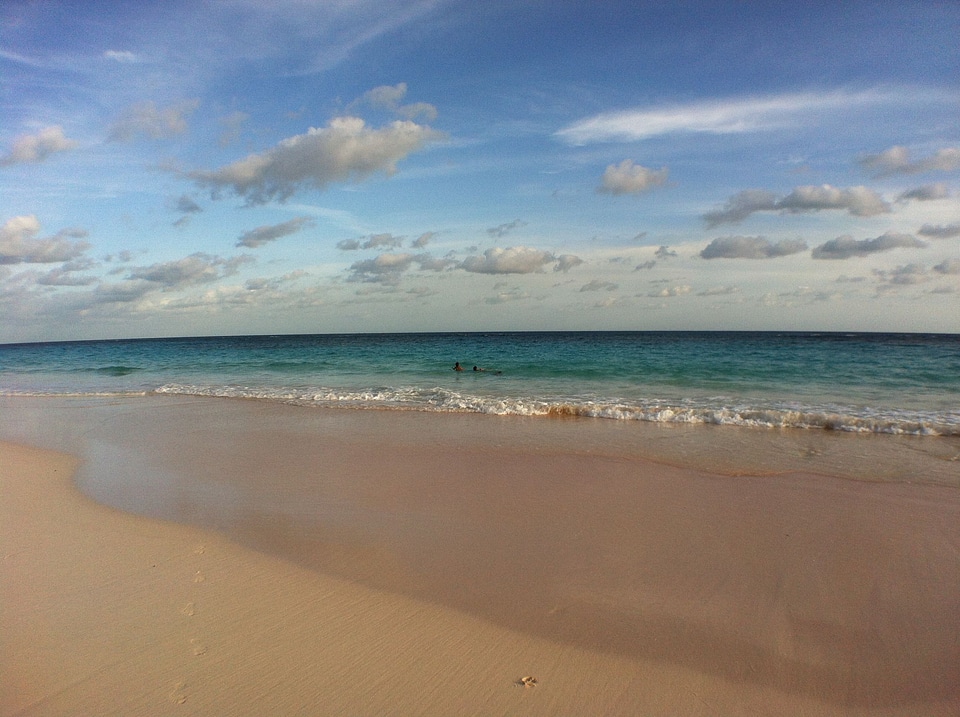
[556,89,909,144]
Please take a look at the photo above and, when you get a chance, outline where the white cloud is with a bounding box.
[236,216,313,248]
[598,160,668,196]
[350,83,438,121]
[812,232,926,259]
[103,50,139,63]
[700,235,808,259]
[704,185,890,226]
[189,117,443,204]
[108,100,200,142]
[554,254,584,272]
[459,246,557,274]
[0,215,90,264]
[1,126,78,166]
[649,285,691,298]
[859,145,960,177]
[556,89,901,144]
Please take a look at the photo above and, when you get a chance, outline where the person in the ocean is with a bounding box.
[473,365,484,372]
[453,362,463,371]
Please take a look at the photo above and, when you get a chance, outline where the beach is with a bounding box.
[2,395,959,716]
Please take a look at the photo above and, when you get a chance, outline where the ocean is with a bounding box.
[1,331,958,436]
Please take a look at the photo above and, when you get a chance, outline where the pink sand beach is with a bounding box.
[2,395,959,716]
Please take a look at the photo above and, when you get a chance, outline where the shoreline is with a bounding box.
[2,396,960,715]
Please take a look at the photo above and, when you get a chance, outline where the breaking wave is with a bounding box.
[152,383,960,436]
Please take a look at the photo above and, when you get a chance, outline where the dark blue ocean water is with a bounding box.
[1,332,958,435]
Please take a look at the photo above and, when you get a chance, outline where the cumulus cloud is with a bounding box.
[649,285,691,298]
[811,232,926,259]
[175,194,202,214]
[487,219,526,238]
[108,100,200,142]
[896,183,950,202]
[338,233,404,251]
[704,185,890,226]
[0,215,91,264]
[554,254,584,272]
[700,235,808,259]
[597,160,668,195]
[414,253,457,272]
[411,231,436,248]
[859,145,960,177]
[236,216,313,248]
[484,289,530,304]
[363,233,404,250]
[918,223,960,239]
[556,89,901,144]
[934,259,960,275]
[872,264,931,285]
[189,117,443,204]
[347,252,415,284]
[349,83,438,121]
[127,252,250,289]
[580,279,618,292]
[1,126,78,166]
[460,246,560,274]
[93,280,157,304]
[697,286,741,297]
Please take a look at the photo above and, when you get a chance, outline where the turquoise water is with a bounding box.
[1,332,958,435]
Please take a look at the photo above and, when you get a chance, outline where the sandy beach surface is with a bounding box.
[2,396,959,716]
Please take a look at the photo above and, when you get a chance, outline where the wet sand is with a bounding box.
[2,395,959,715]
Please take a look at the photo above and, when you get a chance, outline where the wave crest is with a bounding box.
[151,383,960,436]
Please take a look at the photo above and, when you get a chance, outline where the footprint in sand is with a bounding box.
[190,638,207,656]
[180,602,195,617]
[194,545,205,555]
[193,570,205,583]
[168,681,187,704]
[515,676,538,688]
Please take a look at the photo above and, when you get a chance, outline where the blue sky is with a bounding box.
[1,0,958,342]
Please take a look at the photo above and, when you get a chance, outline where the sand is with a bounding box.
[2,396,959,716]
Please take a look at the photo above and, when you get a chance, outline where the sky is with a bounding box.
[1,0,958,342]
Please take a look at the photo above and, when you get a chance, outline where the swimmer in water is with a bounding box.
[453,362,464,371]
